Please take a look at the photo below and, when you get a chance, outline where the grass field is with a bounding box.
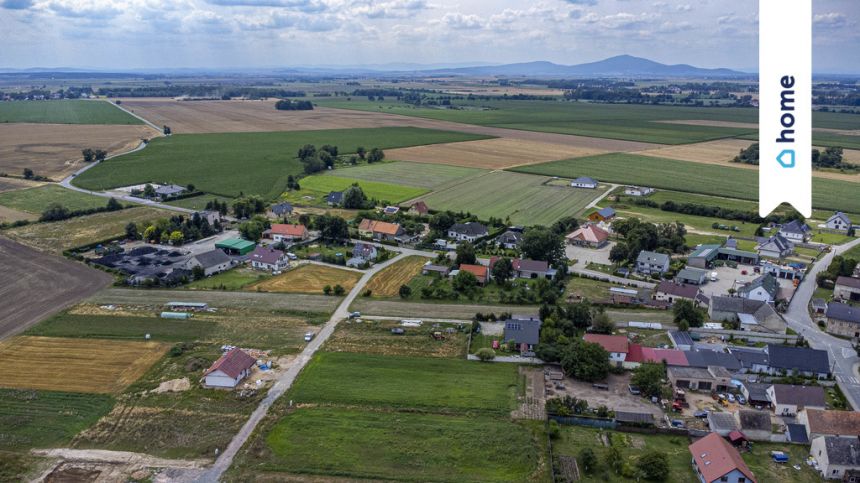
[25,312,214,342]
[0,389,114,450]
[325,319,468,358]
[0,184,118,214]
[322,160,485,189]
[282,174,428,206]
[72,127,489,199]
[513,153,860,214]
[164,194,234,211]
[842,244,860,261]
[0,336,168,394]
[420,171,606,225]
[0,100,142,125]
[608,203,761,238]
[184,267,270,290]
[365,256,431,297]
[289,351,518,413]
[249,264,361,294]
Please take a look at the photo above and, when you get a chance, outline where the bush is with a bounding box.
[399,284,412,299]
[636,450,669,481]
[548,420,560,439]
[579,448,598,474]
[475,348,496,361]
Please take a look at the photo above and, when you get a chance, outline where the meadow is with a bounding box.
[184,267,269,290]
[323,160,485,189]
[324,319,469,358]
[0,184,118,214]
[513,153,860,214]
[0,100,142,125]
[72,127,489,199]
[249,264,362,294]
[420,171,606,225]
[282,174,428,206]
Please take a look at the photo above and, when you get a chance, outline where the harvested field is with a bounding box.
[325,319,468,358]
[248,264,361,294]
[386,137,607,169]
[0,123,157,179]
[0,177,46,193]
[0,237,112,340]
[2,206,171,253]
[88,288,341,313]
[349,299,539,319]
[0,336,169,394]
[0,205,36,223]
[364,255,431,297]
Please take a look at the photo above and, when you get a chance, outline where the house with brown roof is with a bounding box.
[203,348,257,389]
[407,201,429,216]
[456,264,489,285]
[583,333,628,367]
[825,301,860,338]
[834,276,860,303]
[566,223,610,248]
[248,246,289,272]
[264,223,308,243]
[799,409,860,440]
[689,432,757,483]
[736,409,773,442]
[654,281,701,304]
[358,219,403,241]
[767,384,826,416]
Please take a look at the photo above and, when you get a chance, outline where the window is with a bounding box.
[721,477,728,482]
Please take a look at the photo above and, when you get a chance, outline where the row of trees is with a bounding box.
[609,218,687,266]
[128,212,221,245]
[297,144,385,174]
[733,143,855,170]
[40,197,124,222]
[81,148,108,162]
[817,255,858,288]
[275,99,313,111]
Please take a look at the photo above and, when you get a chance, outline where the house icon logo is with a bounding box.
[776,149,795,168]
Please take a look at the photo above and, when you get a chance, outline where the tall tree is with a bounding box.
[455,241,477,266]
[521,226,565,264]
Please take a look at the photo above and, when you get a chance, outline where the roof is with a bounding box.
[820,436,860,466]
[769,384,826,407]
[215,238,256,250]
[779,219,810,235]
[193,249,231,269]
[827,211,852,225]
[710,296,768,315]
[566,224,609,244]
[689,244,721,260]
[496,230,523,245]
[325,191,343,204]
[707,412,740,431]
[383,206,400,214]
[676,267,708,282]
[656,280,700,299]
[269,202,293,215]
[786,423,809,443]
[669,365,715,380]
[583,334,629,353]
[729,348,769,368]
[267,223,307,237]
[637,250,670,266]
[756,234,793,253]
[627,344,689,365]
[743,382,772,403]
[513,258,549,273]
[409,201,429,214]
[449,222,488,237]
[689,433,756,483]
[459,264,488,280]
[739,274,780,299]
[727,430,748,443]
[614,411,654,424]
[249,246,285,265]
[503,316,542,345]
[353,243,377,257]
[596,207,616,218]
[835,276,860,290]
[572,176,598,185]
[204,348,256,379]
[683,350,741,371]
[805,409,860,437]
[669,330,694,348]
[767,344,829,374]
[738,410,771,431]
[156,184,185,195]
[827,301,860,324]
[359,219,402,236]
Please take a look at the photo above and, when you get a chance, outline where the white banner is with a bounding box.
[759,0,812,217]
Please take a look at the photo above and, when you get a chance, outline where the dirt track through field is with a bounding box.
[0,236,112,340]
[0,123,159,180]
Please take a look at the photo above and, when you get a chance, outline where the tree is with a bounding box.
[356,146,366,160]
[94,149,108,161]
[491,257,513,284]
[475,348,496,361]
[143,183,156,198]
[590,311,615,334]
[521,226,564,264]
[333,284,346,296]
[673,299,705,328]
[452,270,478,293]
[323,285,333,295]
[561,340,610,382]
[106,198,122,211]
[317,215,349,242]
[125,222,139,240]
[297,144,317,161]
[82,148,95,162]
[342,184,368,209]
[631,362,666,398]
[163,125,172,135]
[579,448,597,474]
[636,450,669,481]
[677,319,690,332]
[143,225,156,241]
[22,168,34,180]
[186,183,195,192]
[239,216,268,241]
[367,147,385,163]
[39,203,70,222]
[606,446,622,475]
[169,230,184,245]
[399,284,412,299]
[455,241,477,266]
[429,211,455,233]
[320,144,338,157]
[191,265,205,280]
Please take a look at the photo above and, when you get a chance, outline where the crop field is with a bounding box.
[282,174,428,206]
[72,127,490,199]
[512,153,860,214]
[0,184,117,214]
[0,123,157,180]
[325,319,468,358]
[0,336,169,394]
[0,388,114,450]
[364,255,431,297]
[0,206,37,224]
[249,264,361,294]
[26,312,215,342]
[0,100,142,125]
[2,206,171,253]
[386,137,608,169]
[322,161,485,189]
[419,171,606,225]
[164,194,234,211]
[0,178,45,193]
[741,130,860,150]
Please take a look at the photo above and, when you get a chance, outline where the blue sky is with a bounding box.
[0,0,858,72]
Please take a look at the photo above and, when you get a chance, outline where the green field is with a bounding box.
[0,184,118,214]
[0,100,141,125]
[419,171,605,225]
[741,131,860,150]
[283,174,428,206]
[164,194,234,211]
[184,267,269,290]
[843,244,860,260]
[72,127,489,199]
[513,153,860,214]
[324,161,486,189]
[288,352,518,413]
[608,203,761,238]
[260,407,539,483]
[0,388,114,450]
[25,313,214,342]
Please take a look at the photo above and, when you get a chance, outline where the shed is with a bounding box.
[215,238,256,256]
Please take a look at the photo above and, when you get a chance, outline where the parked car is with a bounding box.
[304,332,315,342]
[348,312,361,319]
[628,385,641,395]
[671,419,685,428]
[727,394,736,403]
[736,394,747,405]
[694,411,709,418]
[286,252,298,260]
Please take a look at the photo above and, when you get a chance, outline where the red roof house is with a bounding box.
[458,264,489,285]
[264,223,308,242]
[626,344,689,367]
[689,433,757,483]
[408,201,430,216]
[583,334,629,366]
[566,223,610,248]
[203,348,257,389]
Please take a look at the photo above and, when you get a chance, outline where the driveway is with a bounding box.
[566,242,614,266]
[551,372,664,420]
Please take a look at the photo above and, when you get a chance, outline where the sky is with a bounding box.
[0,0,858,73]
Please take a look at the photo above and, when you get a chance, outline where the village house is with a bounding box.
[203,348,257,389]
[624,186,655,197]
[825,212,853,232]
[684,349,742,372]
[755,234,794,259]
[511,259,555,279]
[267,202,293,219]
[688,433,757,483]
[810,436,860,481]
[264,223,308,243]
[675,267,709,285]
[825,302,860,339]
[455,264,489,285]
[155,184,186,200]
[447,222,488,242]
[185,249,232,276]
[800,409,860,440]
[623,344,688,369]
[765,344,830,378]
[325,191,343,206]
[570,176,598,189]
[835,276,860,303]
[587,207,616,223]
[347,243,378,267]
[778,219,811,243]
[197,210,222,226]
[502,316,542,354]
[583,333,628,367]
[767,384,826,416]
[709,296,786,334]
[495,230,523,250]
[739,382,772,408]
[738,273,780,303]
[248,246,289,272]
[358,219,403,241]
[566,223,610,248]
[736,409,773,442]
[636,250,670,275]
[654,280,700,304]
[407,201,429,216]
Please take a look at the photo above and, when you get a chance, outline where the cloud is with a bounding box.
[205,0,326,12]
[814,12,848,29]
[352,0,430,19]
[441,12,483,30]
[45,0,122,19]
[1,0,33,9]
[563,0,596,5]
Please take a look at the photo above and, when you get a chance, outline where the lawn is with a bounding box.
[365,255,431,297]
[0,184,118,214]
[513,153,860,214]
[0,100,141,125]
[842,244,860,261]
[564,276,617,301]
[164,194,234,211]
[325,319,469,358]
[741,441,822,483]
[72,127,489,199]
[420,171,606,225]
[25,312,214,342]
[809,231,855,245]
[288,351,519,413]
[248,264,362,294]
[282,174,428,207]
[184,267,270,291]
[323,161,486,189]
[608,203,761,238]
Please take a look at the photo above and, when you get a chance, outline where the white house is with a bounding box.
[825,212,852,232]
[756,234,794,259]
[447,222,488,242]
[203,348,257,388]
[810,436,860,481]
[778,220,811,243]
[738,273,780,303]
[624,186,655,197]
[767,384,826,416]
[636,250,670,275]
[248,246,289,272]
[185,249,232,276]
[583,334,628,367]
[570,176,598,189]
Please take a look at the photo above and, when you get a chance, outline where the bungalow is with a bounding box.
[358,219,403,241]
[267,202,293,219]
[636,250,671,275]
[654,280,700,304]
[512,259,555,279]
[738,273,780,303]
[736,409,773,442]
[457,264,489,285]
[352,243,378,261]
[756,234,794,259]
[325,191,343,206]
[778,219,811,243]
[248,246,289,272]
[834,276,860,303]
[155,184,186,200]
[264,223,308,243]
[800,409,860,440]
[668,365,732,393]
[407,201,430,216]
[767,384,826,416]
[765,344,830,379]
[676,267,709,285]
[825,212,853,232]
[448,222,488,242]
[502,316,542,353]
[587,207,616,223]
[203,348,257,389]
[422,263,451,277]
[570,176,598,189]
[689,433,757,483]
[810,436,860,481]
[186,249,232,276]
[825,302,860,339]
[624,186,655,197]
[495,230,523,250]
[709,296,787,333]
[583,333,629,367]
[624,344,688,369]
[566,223,610,249]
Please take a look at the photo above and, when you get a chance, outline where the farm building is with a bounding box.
[383,206,400,215]
[502,316,542,353]
[689,433,757,483]
[203,348,257,389]
[613,411,654,426]
[739,382,772,408]
[624,345,687,368]
[495,230,523,250]
[684,350,742,372]
[570,176,598,189]
[267,202,293,218]
[264,223,308,243]
[155,184,186,200]
[824,302,860,338]
[834,276,860,302]
[668,365,732,393]
[705,412,740,436]
[675,267,709,285]
[767,384,826,416]
[566,223,609,248]
[358,219,403,241]
[653,281,700,304]
[756,234,794,260]
[421,263,451,277]
[166,301,209,311]
[800,409,860,440]
[736,409,772,441]
[778,219,811,242]
[587,207,616,223]
[92,246,191,286]
[810,436,860,481]
[624,186,655,197]
[687,244,759,269]
[248,246,289,272]
[583,333,628,367]
[186,249,233,276]
[407,201,429,216]
[636,250,670,275]
[825,212,852,232]
[215,238,256,256]
[738,274,780,303]
[765,344,830,378]
[447,222,488,242]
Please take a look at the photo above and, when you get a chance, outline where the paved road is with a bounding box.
[586,183,620,210]
[783,237,860,410]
